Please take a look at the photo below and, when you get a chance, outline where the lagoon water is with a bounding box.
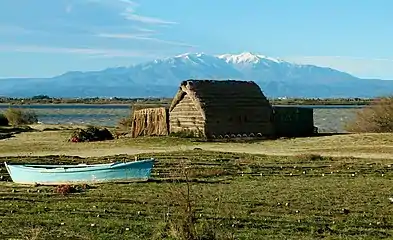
[0,104,362,132]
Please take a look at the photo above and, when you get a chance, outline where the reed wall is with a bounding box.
[131,107,169,137]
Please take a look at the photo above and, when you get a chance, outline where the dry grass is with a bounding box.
[346,97,393,132]
[3,108,38,126]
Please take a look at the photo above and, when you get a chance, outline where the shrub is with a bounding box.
[69,126,114,142]
[116,117,132,132]
[3,108,38,126]
[0,114,8,126]
[345,97,393,133]
[155,162,234,240]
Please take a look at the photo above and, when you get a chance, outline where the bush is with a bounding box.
[0,114,8,126]
[116,117,132,132]
[3,108,38,126]
[345,97,393,133]
[153,162,234,240]
[69,126,114,142]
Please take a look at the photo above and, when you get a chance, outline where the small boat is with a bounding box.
[4,159,155,185]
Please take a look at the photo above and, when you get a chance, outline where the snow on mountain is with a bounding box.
[217,52,285,64]
[1,52,393,98]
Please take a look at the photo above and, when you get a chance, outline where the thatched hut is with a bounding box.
[131,107,169,138]
[169,80,275,138]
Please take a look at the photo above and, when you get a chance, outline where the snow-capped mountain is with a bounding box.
[218,52,285,64]
[1,52,393,98]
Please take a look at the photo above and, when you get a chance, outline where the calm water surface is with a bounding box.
[0,104,363,132]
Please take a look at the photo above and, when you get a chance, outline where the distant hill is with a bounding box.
[1,52,393,98]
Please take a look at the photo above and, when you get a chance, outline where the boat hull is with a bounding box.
[4,159,155,185]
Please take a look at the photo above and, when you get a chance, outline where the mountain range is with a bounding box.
[1,52,393,98]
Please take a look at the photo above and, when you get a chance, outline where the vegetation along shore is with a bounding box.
[0,95,374,106]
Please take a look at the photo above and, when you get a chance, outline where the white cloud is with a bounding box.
[0,0,187,55]
[282,55,393,80]
[0,25,32,35]
[0,44,157,57]
[86,0,176,25]
[96,33,197,47]
[65,4,73,13]
[122,10,177,25]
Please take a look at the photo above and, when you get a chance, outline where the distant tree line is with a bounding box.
[0,95,374,105]
[269,97,374,106]
[0,95,173,105]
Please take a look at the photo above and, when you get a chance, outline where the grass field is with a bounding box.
[1,125,393,159]
[1,125,393,239]
[1,151,393,239]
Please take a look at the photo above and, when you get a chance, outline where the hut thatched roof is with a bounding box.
[169,80,272,120]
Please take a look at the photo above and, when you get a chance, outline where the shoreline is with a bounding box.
[0,103,132,107]
[0,102,369,107]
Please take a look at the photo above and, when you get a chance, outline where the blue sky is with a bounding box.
[1,0,393,79]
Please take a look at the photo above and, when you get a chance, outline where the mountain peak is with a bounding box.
[175,52,206,58]
[217,52,284,64]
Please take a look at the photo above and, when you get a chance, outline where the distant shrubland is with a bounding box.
[0,96,173,105]
[0,95,373,105]
[345,97,393,132]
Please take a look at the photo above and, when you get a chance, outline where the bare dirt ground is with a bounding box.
[1,126,393,159]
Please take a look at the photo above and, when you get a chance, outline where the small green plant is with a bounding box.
[3,108,38,126]
[0,113,8,126]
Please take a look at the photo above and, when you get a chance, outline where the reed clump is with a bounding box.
[3,108,38,126]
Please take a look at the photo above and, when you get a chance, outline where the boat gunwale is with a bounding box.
[4,159,155,173]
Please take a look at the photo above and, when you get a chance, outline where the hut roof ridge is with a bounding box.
[170,79,272,114]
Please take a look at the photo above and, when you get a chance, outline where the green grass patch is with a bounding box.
[1,151,393,239]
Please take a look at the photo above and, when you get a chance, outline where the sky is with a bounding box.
[1,0,393,79]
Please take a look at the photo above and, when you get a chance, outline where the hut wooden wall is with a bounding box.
[169,94,205,137]
[273,106,315,137]
[131,107,169,138]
